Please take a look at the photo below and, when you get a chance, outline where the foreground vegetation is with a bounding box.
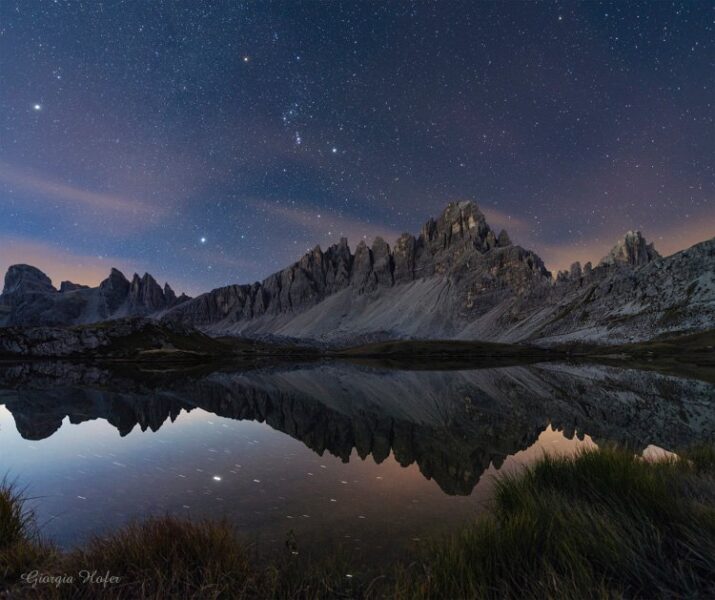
[2,446,714,599]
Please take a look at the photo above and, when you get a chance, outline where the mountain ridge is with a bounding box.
[160,202,713,344]
[1,201,713,345]
[0,264,189,328]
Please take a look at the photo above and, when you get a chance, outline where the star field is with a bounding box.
[0,1,712,295]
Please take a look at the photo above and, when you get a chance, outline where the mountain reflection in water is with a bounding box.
[0,361,713,556]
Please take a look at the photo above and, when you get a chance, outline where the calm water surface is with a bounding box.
[0,361,712,564]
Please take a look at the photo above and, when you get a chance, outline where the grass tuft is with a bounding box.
[64,516,256,599]
[0,480,55,590]
[0,479,31,549]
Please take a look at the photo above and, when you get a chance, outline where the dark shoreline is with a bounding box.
[2,326,713,384]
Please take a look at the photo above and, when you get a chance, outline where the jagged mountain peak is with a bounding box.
[288,201,508,271]
[3,264,56,295]
[101,267,130,287]
[163,283,177,304]
[161,200,552,334]
[0,263,188,327]
[417,200,513,256]
[600,230,660,268]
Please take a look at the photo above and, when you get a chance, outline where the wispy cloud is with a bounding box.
[247,200,403,249]
[480,205,532,238]
[0,161,166,225]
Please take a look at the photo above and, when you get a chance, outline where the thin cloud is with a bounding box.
[247,200,403,249]
[0,161,165,222]
[480,205,532,238]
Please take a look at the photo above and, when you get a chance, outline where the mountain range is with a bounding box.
[1,201,713,346]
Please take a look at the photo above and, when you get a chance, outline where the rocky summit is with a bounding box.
[160,201,714,345]
[599,230,661,268]
[1,201,713,345]
[0,266,189,328]
[161,202,552,341]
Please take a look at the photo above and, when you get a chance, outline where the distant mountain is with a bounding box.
[2,201,713,345]
[0,265,189,327]
[162,202,552,341]
[476,232,715,345]
[161,202,714,344]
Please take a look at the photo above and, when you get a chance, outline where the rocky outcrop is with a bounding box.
[463,235,715,345]
[163,283,177,304]
[59,281,88,293]
[3,264,56,296]
[129,273,167,313]
[0,266,189,327]
[351,240,375,291]
[99,268,131,314]
[600,230,660,268]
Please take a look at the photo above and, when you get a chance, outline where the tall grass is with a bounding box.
[66,517,256,599]
[0,479,30,547]
[398,445,715,599]
[2,446,714,599]
[0,480,55,591]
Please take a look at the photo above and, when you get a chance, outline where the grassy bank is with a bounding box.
[2,446,714,599]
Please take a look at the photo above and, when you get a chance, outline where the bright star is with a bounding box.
[200,237,207,244]
[243,56,250,63]
[331,147,338,153]
[33,104,42,111]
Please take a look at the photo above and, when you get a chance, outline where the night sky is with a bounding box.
[1,1,713,295]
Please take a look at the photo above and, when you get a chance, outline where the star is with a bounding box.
[242,56,250,63]
[200,236,207,244]
[331,147,338,154]
[33,103,42,111]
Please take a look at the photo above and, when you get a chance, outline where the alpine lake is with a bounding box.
[1,357,712,568]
